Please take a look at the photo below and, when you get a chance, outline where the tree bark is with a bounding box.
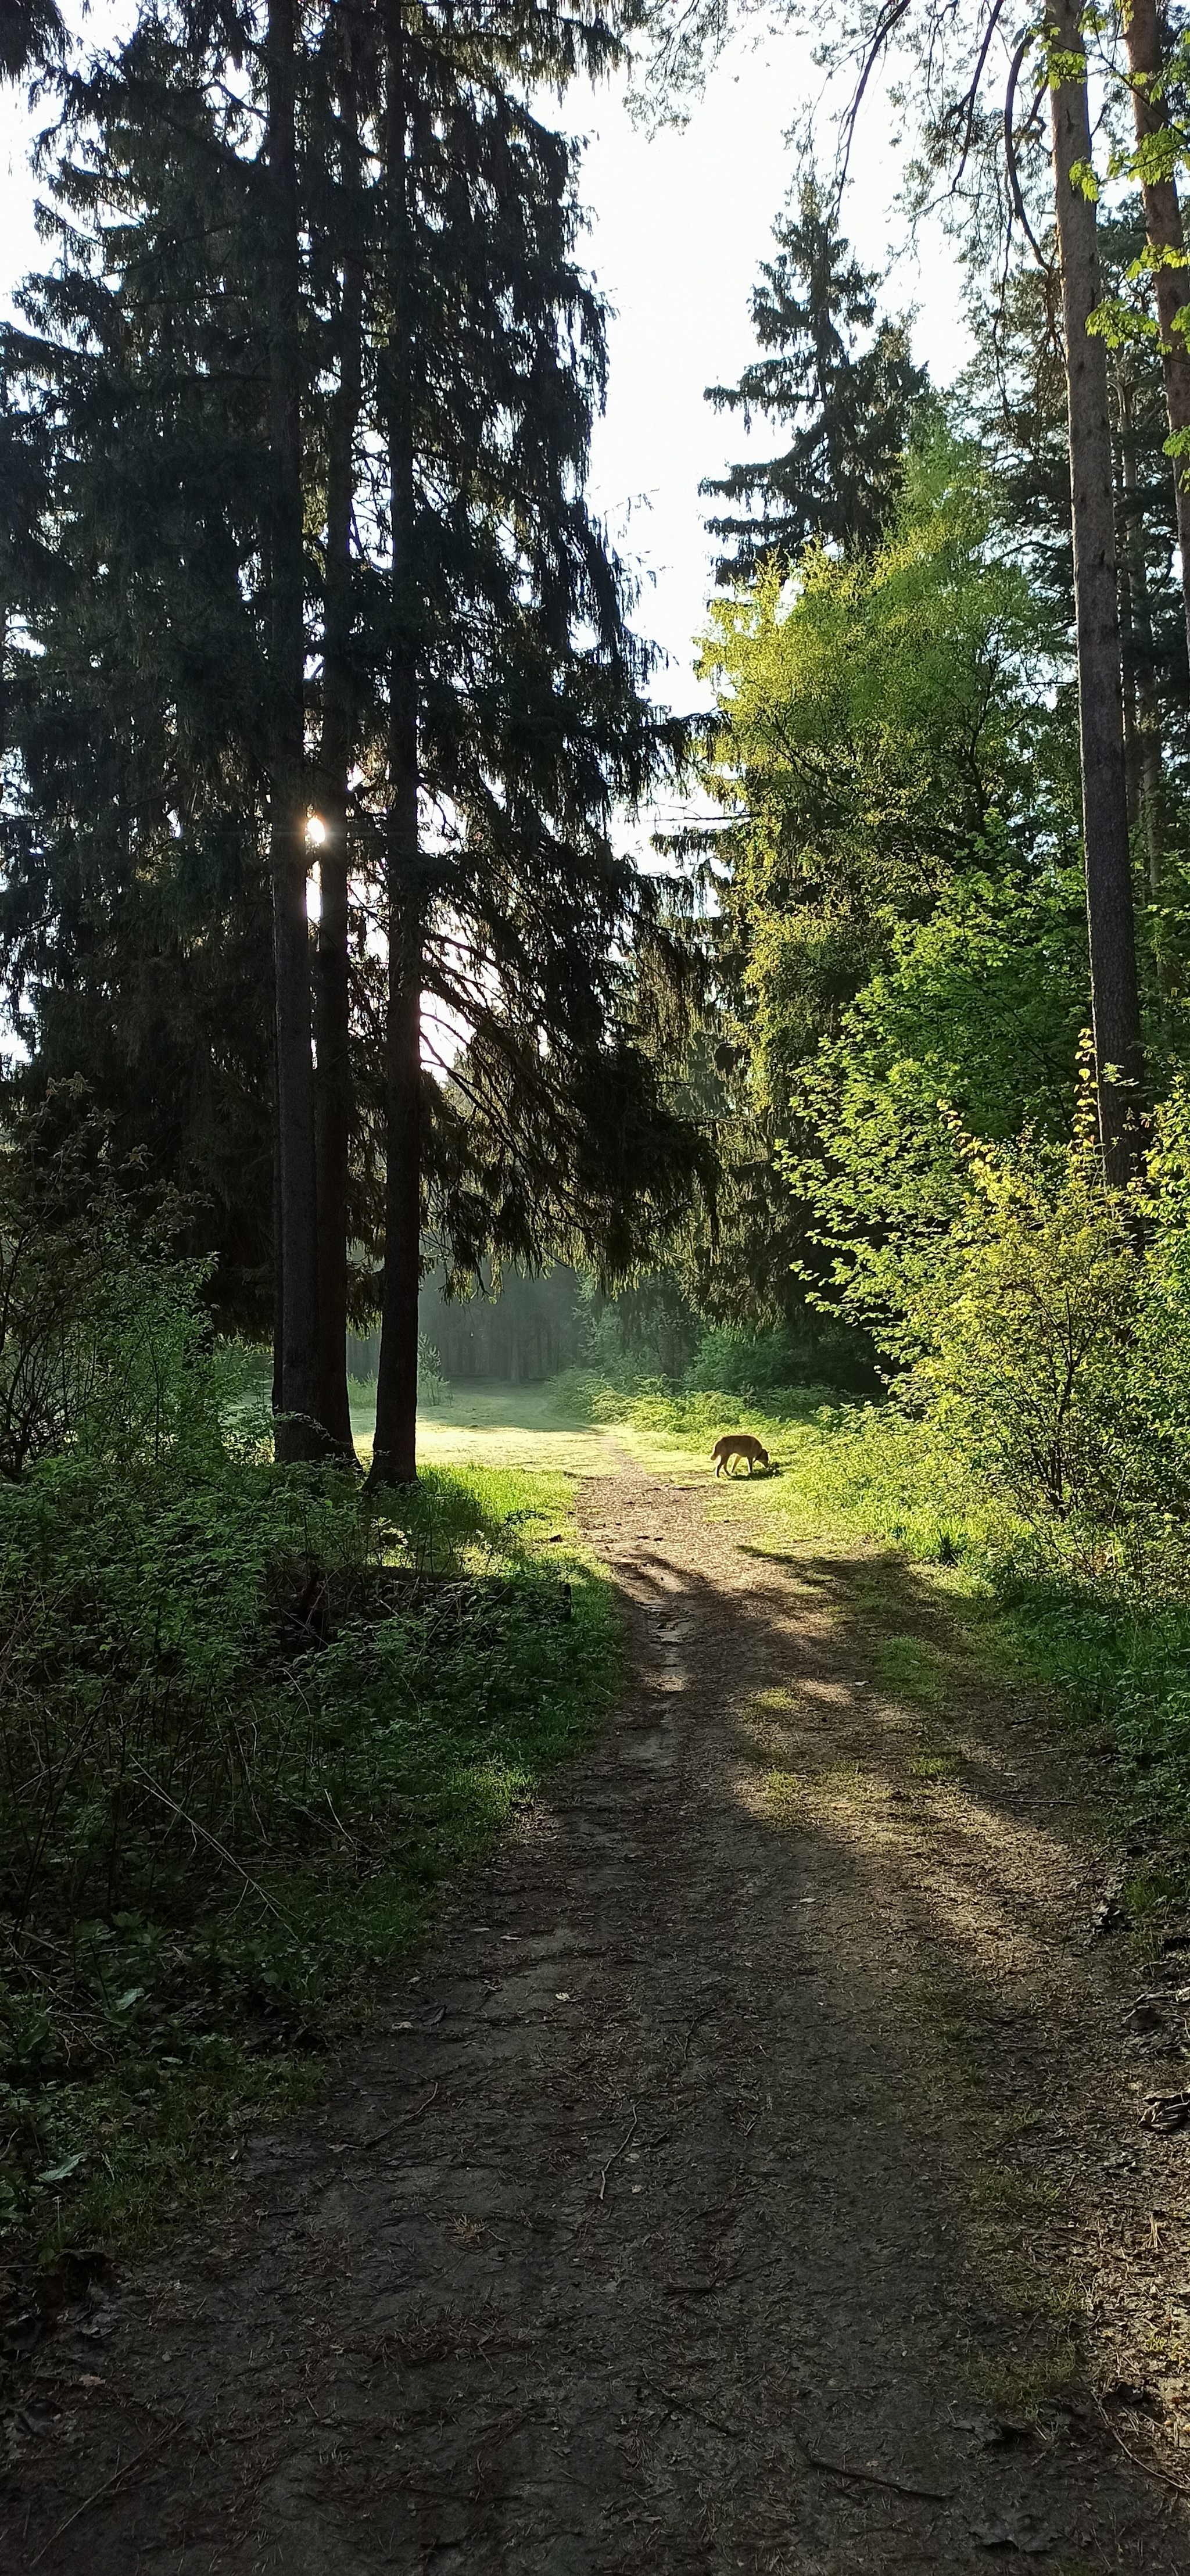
[314,30,364,1459]
[1046,0,1144,1181]
[371,7,422,1489]
[266,0,321,1456]
[1116,369,1167,917]
[1120,0,1190,667]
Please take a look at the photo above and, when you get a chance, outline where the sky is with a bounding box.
[579,37,970,719]
[0,8,970,719]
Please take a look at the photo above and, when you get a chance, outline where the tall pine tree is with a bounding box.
[0,0,703,1478]
[702,177,929,581]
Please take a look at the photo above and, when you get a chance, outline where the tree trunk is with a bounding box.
[1116,418,1142,830]
[1117,370,1167,913]
[1120,0,1190,667]
[314,33,364,1459]
[266,0,321,1456]
[1046,0,1144,1181]
[371,8,422,1489]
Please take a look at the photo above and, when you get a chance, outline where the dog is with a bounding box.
[711,1432,770,1477]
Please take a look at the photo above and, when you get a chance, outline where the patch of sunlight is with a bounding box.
[347,1380,623,1477]
[755,1759,873,1827]
[749,1685,801,1717]
[609,1420,717,1483]
[761,1768,804,1823]
[740,1732,1087,1990]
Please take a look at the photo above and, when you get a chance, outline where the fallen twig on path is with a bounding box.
[598,2104,637,2200]
[682,2011,710,2063]
[797,2439,954,2503]
[642,2377,741,2439]
[1094,2396,1190,2498]
[404,2081,439,2123]
[30,2419,183,2565]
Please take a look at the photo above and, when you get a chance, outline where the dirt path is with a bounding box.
[6,1461,1190,2571]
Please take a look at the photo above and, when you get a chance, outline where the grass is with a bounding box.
[0,1446,618,2268]
[349,1378,620,1477]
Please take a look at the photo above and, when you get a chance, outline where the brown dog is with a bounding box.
[711,1433,770,1477]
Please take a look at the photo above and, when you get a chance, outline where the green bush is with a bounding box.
[545,1367,633,1422]
[417,1336,448,1405]
[0,1235,617,2258]
[683,1319,876,1397]
[0,1091,241,1479]
[806,1070,1190,1581]
[784,1399,1008,1563]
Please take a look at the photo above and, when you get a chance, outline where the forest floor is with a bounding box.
[5,1447,1190,2571]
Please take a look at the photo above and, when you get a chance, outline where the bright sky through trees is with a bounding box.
[580,38,970,709]
[0,8,966,718]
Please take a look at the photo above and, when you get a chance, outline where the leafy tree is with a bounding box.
[680,428,1078,1320]
[648,0,1146,1181]
[702,177,929,581]
[698,428,1063,1104]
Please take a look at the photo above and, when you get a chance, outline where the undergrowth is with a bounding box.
[0,1450,615,2263]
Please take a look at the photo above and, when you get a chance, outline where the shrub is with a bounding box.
[417,1337,448,1406]
[827,1073,1190,1578]
[546,1367,632,1422]
[683,1319,876,1397]
[0,1086,234,1479]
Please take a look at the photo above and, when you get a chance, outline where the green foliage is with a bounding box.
[0,1088,244,1481]
[791,1055,1190,1581]
[546,1367,635,1423]
[577,1269,701,1387]
[548,1305,874,1411]
[545,1373,848,1445]
[698,428,1062,1106]
[752,1394,1002,1565]
[0,1419,616,2253]
[678,425,1075,1324]
[417,1337,447,1406]
[890,1107,1142,1553]
[682,1317,875,1395]
[794,868,1092,1194]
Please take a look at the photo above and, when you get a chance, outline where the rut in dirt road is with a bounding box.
[5,1463,1190,2572]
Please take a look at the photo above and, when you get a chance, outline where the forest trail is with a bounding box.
[6,1458,1190,2573]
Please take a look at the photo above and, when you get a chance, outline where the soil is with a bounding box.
[5,1457,1190,2572]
